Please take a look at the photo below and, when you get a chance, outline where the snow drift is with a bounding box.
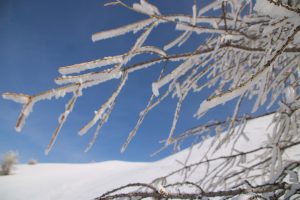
[0,114,299,200]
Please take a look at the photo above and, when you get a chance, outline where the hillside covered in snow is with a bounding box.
[1,114,299,200]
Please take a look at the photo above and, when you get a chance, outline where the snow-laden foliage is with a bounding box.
[3,0,300,199]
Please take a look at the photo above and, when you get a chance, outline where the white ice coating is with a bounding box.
[196,69,268,117]
[166,96,183,145]
[288,170,299,183]
[192,4,197,25]
[176,23,225,35]
[285,86,296,104]
[262,19,288,36]
[254,0,299,18]
[58,55,124,75]
[178,31,192,47]
[251,75,267,113]
[166,15,227,26]
[15,102,34,133]
[92,18,154,42]
[137,46,167,57]
[2,93,30,104]
[127,59,163,73]
[79,72,127,136]
[55,70,122,85]
[5,77,108,133]
[120,21,157,67]
[197,1,221,16]
[152,82,159,97]
[164,31,189,51]
[195,24,298,118]
[221,34,243,43]
[58,45,165,76]
[133,0,160,16]
[152,57,199,97]
[45,89,79,155]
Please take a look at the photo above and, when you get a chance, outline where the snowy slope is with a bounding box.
[0,114,299,200]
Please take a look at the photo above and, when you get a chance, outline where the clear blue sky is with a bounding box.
[0,0,262,163]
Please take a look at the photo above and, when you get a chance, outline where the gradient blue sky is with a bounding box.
[0,0,264,163]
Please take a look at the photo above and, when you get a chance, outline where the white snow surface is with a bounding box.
[0,115,299,200]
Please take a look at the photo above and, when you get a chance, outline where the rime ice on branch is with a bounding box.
[2,0,300,198]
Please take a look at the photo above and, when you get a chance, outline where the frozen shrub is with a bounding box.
[1,151,18,175]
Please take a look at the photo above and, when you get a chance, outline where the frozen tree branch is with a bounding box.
[2,0,300,199]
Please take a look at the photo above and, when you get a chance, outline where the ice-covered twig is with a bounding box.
[45,86,82,155]
[79,71,128,136]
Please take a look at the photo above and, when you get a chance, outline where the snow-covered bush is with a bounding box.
[2,0,300,199]
[1,151,18,176]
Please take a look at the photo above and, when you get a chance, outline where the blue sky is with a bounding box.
[0,0,264,163]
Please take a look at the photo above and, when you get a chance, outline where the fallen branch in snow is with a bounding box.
[95,179,299,199]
